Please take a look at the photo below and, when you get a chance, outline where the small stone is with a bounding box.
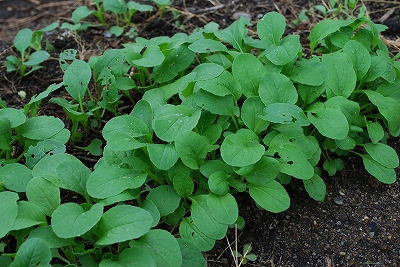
[232,11,251,20]
[334,196,344,205]
[339,251,346,256]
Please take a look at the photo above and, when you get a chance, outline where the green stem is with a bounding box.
[230,114,239,131]
[148,172,164,185]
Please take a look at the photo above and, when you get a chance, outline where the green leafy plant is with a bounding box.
[233,244,257,266]
[4,24,58,78]
[2,11,400,267]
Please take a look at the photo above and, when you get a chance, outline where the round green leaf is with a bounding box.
[19,116,65,140]
[28,226,75,249]
[102,115,150,140]
[303,174,326,201]
[96,205,153,245]
[221,129,264,167]
[52,203,103,238]
[257,12,285,45]
[188,39,228,53]
[148,144,179,170]
[207,193,238,225]
[0,108,26,127]
[362,155,396,184]
[208,171,229,196]
[24,51,50,66]
[245,156,280,185]
[241,97,269,134]
[146,185,181,216]
[363,142,399,168]
[173,173,194,198]
[11,201,46,231]
[367,121,384,144]
[248,181,290,213]
[259,72,298,106]
[261,103,310,126]
[26,177,60,216]
[178,238,207,267]
[307,108,349,140]
[10,238,51,267]
[0,163,32,192]
[56,160,91,196]
[100,247,156,267]
[179,217,215,251]
[14,28,33,55]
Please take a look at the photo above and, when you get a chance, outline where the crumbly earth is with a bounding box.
[1,1,399,266]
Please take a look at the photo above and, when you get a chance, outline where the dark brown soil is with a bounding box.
[1,1,400,266]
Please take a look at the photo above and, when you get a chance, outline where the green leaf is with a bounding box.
[215,17,249,52]
[175,131,214,170]
[343,40,371,80]
[189,195,228,240]
[361,155,396,184]
[367,121,384,144]
[132,45,165,67]
[261,103,310,126]
[0,108,26,127]
[131,229,182,267]
[259,73,298,105]
[96,205,153,245]
[221,129,265,167]
[87,163,147,199]
[288,61,326,86]
[207,193,238,225]
[25,140,66,169]
[232,53,266,97]
[56,160,91,196]
[322,52,356,98]
[196,71,241,100]
[146,185,181,216]
[105,133,146,151]
[0,163,32,192]
[241,97,269,134]
[10,238,51,267]
[71,5,93,23]
[177,239,207,267]
[103,0,127,14]
[28,226,75,248]
[193,90,239,116]
[179,217,215,251]
[208,171,230,196]
[148,144,179,170]
[303,174,326,201]
[153,105,201,142]
[0,118,11,150]
[245,156,280,185]
[52,203,103,238]
[248,180,290,213]
[265,35,300,65]
[364,90,400,136]
[173,173,194,198]
[363,55,387,82]
[19,116,65,140]
[188,39,227,53]
[307,108,349,140]
[103,114,150,140]
[309,19,344,51]
[0,191,19,238]
[257,12,286,45]
[26,177,60,216]
[193,63,225,81]
[24,51,50,66]
[63,60,91,103]
[11,201,46,231]
[363,142,399,169]
[130,99,153,132]
[324,96,360,124]
[14,28,33,57]
[100,247,156,267]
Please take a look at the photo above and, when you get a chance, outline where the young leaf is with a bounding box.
[173,173,194,198]
[248,180,290,213]
[130,99,153,132]
[214,16,249,52]
[261,103,310,126]
[307,108,349,140]
[131,229,182,267]
[148,144,179,170]
[103,114,150,140]
[288,61,326,86]
[26,177,60,216]
[146,185,181,216]
[10,238,51,267]
[343,40,371,80]
[11,201,46,231]
[25,140,66,169]
[193,90,239,116]
[363,55,387,82]
[324,96,360,124]
[265,35,300,66]
[259,72,298,105]
[14,28,33,57]
[221,129,265,167]
[179,217,216,251]
[19,116,65,140]
[245,156,280,185]
[241,97,269,134]
[188,39,228,53]
[28,226,75,249]
[303,174,326,201]
[153,105,201,142]
[96,205,153,245]
[63,60,91,103]
[0,108,26,127]
[131,45,165,67]
[322,52,356,98]
[0,191,19,238]
[257,12,285,46]
[367,121,384,144]
[56,160,91,197]
[52,203,103,238]
[309,19,344,51]
[100,247,156,267]
[196,71,241,100]
[361,155,396,184]
[177,239,207,267]
[232,53,266,97]
[24,51,50,66]
[189,195,228,240]
[207,193,238,225]
[0,163,32,192]
[363,142,399,169]
[208,171,230,196]
[87,163,147,199]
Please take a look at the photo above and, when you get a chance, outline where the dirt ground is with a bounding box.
[1,0,400,266]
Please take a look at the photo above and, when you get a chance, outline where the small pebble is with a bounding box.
[339,251,346,256]
[334,196,344,205]
[232,11,251,20]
